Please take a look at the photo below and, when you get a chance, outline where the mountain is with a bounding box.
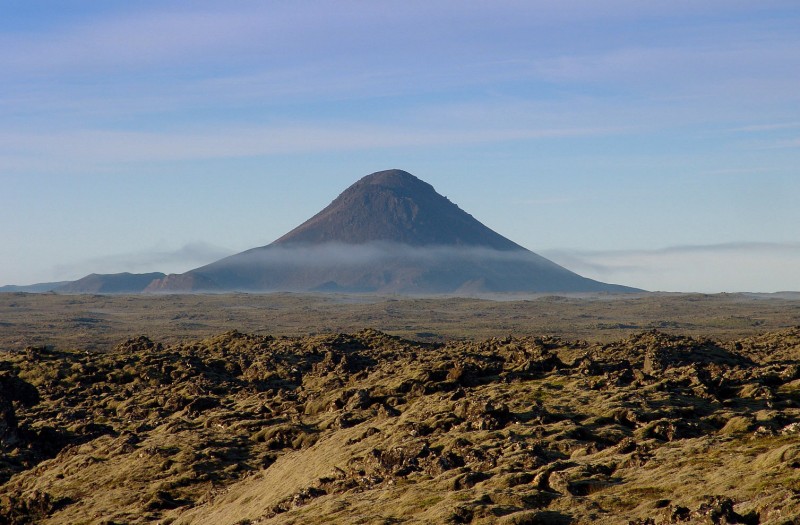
[55,272,166,294]
[273,169,522,250]
[147,169,639,294]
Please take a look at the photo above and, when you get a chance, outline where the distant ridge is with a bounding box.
[56,272,166,294]
[147,169,640,294]
[0,282,71,293]
[0,274,167,295]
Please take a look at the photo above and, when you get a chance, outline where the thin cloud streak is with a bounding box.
[732,122,800,132]
[532,42,800,96]
[0,8,286,72]
[542,242,800,293]
[0,124,624,170]
[51,242,234,281]
[549,242,800,258]
[2,2,797,154]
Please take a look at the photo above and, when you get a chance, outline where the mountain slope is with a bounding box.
[0,282,71,293]
[56,272,166,294]
[275,169,522,250]
[148,169,639,293]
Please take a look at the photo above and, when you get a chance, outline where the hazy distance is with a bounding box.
[2,2,799,292]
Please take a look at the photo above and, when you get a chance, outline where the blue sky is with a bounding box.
[2,1,799,292]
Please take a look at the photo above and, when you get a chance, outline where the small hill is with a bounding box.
[149,170,639,293]
[0,282,70,293]
[56,272,166,294]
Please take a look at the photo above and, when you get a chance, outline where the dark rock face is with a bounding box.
[0,370,39,448]
[148,170,639,293]
[0,393,19,448]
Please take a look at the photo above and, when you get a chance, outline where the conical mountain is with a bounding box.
[146,170,639,294]
[274,170,521,250]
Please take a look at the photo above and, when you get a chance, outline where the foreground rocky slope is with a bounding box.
[1,328,800,524]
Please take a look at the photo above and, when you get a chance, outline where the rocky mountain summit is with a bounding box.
[2,328,800,524]
[148,170,637,293]
[274,169,523,249]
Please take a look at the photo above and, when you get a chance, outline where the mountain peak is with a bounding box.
[357,169,428,188]
[274,169,521,249]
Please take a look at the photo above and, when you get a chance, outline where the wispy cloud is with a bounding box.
[0,6,303,73]
[731,122,800,132]
[542,242,800,293]
[532,41,800,97]
[0,124,624,172]
[551,242,800,258]
[51,242,234,280]
[695,167,779,177]
[776,138,800,148]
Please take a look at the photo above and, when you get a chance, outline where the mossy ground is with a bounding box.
[2,327,800,524]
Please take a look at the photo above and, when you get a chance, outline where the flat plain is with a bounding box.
[2,291,800,352]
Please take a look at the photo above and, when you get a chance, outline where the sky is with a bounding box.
[2,0,799,293]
